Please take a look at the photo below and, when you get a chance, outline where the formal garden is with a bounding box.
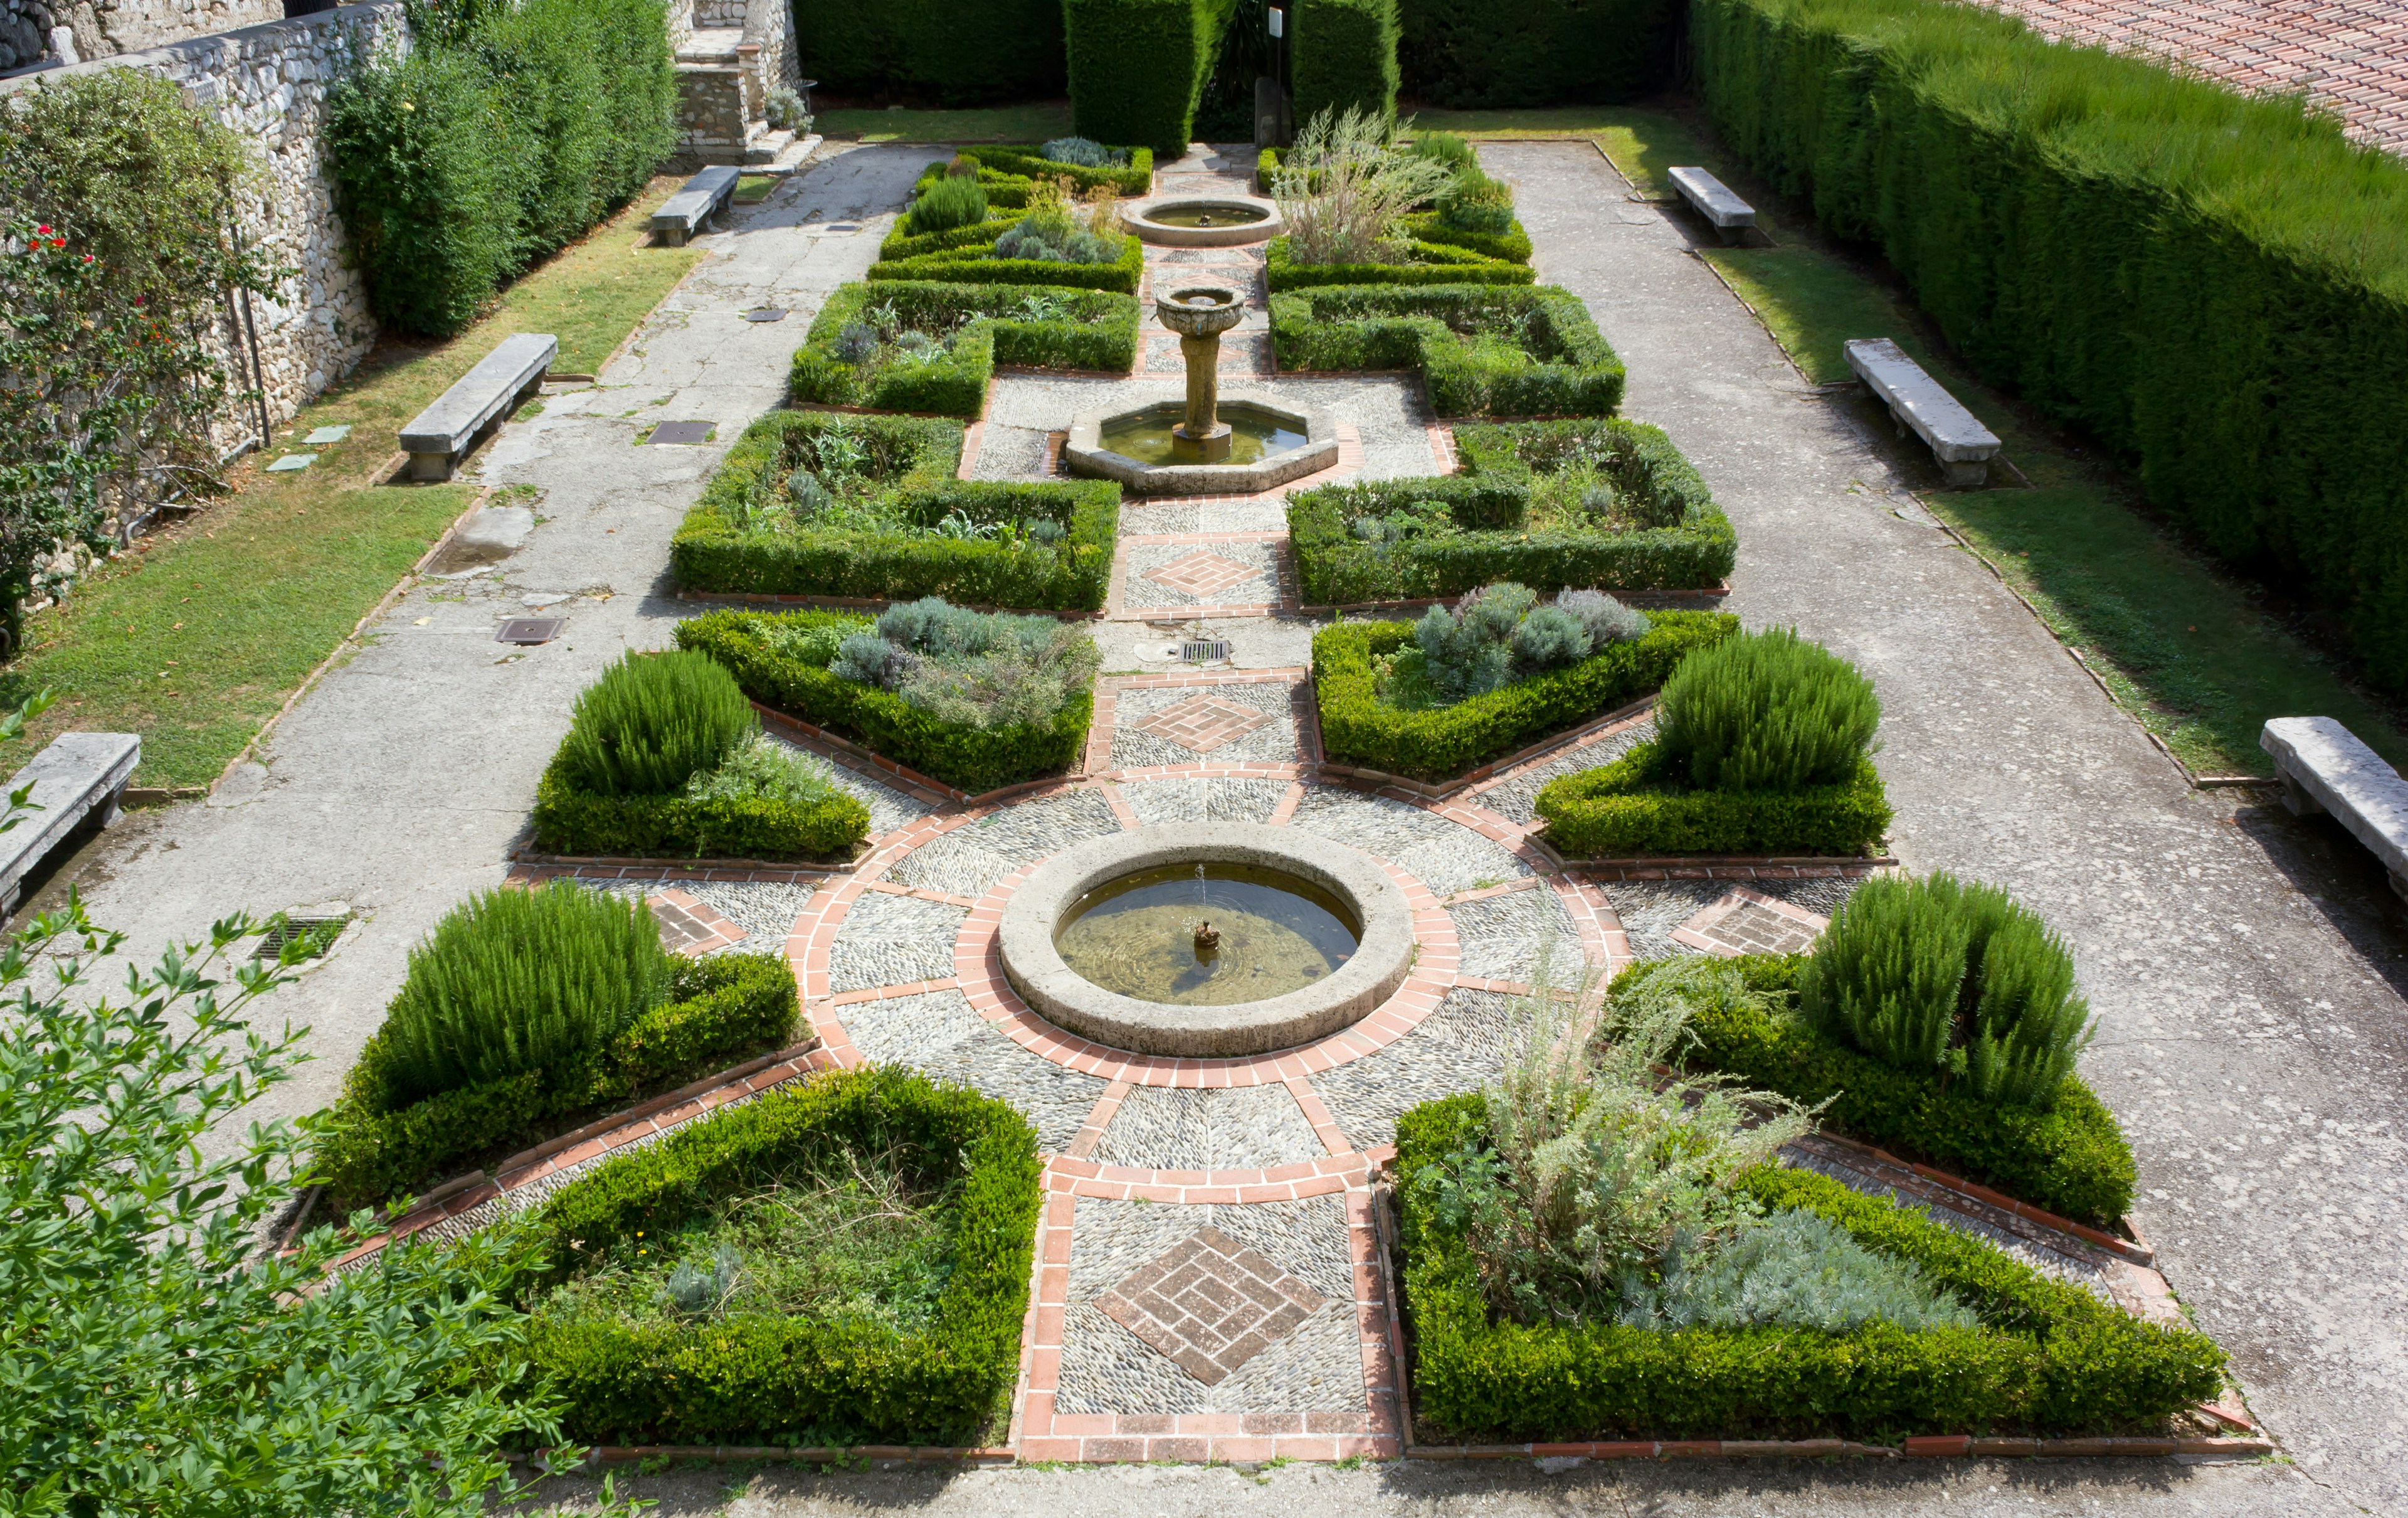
[18,0,2408,1507]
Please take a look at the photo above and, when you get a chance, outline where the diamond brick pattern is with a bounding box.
[1096,1225,1326,1385]
[1672,889,1825,958]
[1144,549,1263,599]
[1133,693,1273,754]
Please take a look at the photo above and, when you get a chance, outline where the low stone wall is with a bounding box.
[2,3,403,439]
[3,0,285,73]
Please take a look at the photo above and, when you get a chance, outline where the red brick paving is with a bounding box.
[1096,1225,1326,1384]
[1131,692,1274,754]
[1142,548,1265,600]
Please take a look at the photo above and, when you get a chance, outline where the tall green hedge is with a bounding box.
[1293,0,1400,124]
[1398,0,1681,107]
[793,0,1067,105]
[1064,0,1231,154]
[1692,0,2408,691]
[325,0,677,337]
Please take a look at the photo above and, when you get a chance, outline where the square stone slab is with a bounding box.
[1133,692,1272,755]
[1670,887,1827,958]
[1143,549,1264,600]
[1096,1224,1325,1385]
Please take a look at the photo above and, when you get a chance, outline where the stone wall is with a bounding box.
[3,0,285,73]
[1,3,406,438]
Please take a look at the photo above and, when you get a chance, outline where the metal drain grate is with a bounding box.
[497,617,563,645]
[255,915,347,962]
[742,307,788,322]
[645,420,713,445]
[1181,640,1231,664]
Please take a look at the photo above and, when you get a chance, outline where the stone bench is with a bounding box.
[1844,337,2001,487]
[0,731,139,913]
[2263,716,2408,899]
[398,332,557,483]
[651,164,742,247]
[1667,166,1755,245]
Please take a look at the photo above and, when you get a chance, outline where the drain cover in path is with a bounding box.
[496,617,564,645]
[645,421,714,445]
[742,307,788,322]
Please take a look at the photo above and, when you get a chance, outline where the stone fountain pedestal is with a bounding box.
[1064,282,1339,495]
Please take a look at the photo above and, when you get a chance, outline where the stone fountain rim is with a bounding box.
[1125,193,1286,248]
[996,822,1416,1058]
[1064,393,1339,496]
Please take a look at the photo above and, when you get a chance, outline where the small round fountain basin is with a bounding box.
[1057,863,1360,1006]
[999,824,1415,1056]
[1099,405,1308,468]
[1128,195,1285,247]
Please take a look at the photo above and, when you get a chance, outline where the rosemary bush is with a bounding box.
[556,650,755,797]
[1656,625,1879,792]
[1801,872,2096,1107]
[377,882,673,1107]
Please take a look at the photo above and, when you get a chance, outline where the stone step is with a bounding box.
[675,26,743,63]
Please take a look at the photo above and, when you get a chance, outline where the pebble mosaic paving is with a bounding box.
[583,877,815,955]
[825,888,967,992]
[1055,1195,1366,1416]
[882,787,1123,899]
[1117,775,1292,826]
[838,986,1106,1154]
[1472,714,1656,825]
[1287,785,1531,898]
[1124,541,1281,610]
[1309,987,1518,1153]
[764,730,934,837]
[1109,680,1300,769]
[1090,1084,1326,1171]
[1606,875,1863,963]
[1447,885,1583,986]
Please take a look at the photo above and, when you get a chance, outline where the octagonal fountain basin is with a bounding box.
[1066,395,1338,496]
[1127,196,1283,247]
[1000,823,1416,1057]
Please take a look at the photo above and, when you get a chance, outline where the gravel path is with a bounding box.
[838,986,1104,1154]
[1090,1083,1325,1171]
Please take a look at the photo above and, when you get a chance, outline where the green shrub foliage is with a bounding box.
[1288,421,1733,603]
[556,650,754,798]
[1533,740,1893,856]
[794,0,1067,105]
[1293,0,1402,125]
[1398,0,1681,107]
[512,1065,1043,1445]
[1314,612,1732,781]
[376,883,673,1108]
[1692,0,2408,693]
[326,0,676,336]
[679,610,1094,794]
[906,173,989,235]
[790,282,1140,415]
[1271,283,1625,416]
[1064,0,1227,154]
[1398,1091,2219,1439]
[1656,627,1881,792]
[1801,873,2096,1108]
[318,950,800,1211]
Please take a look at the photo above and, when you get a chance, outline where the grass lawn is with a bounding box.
[0,179,704,790]
[1431,102,2408,778]
[817,102,1072,144]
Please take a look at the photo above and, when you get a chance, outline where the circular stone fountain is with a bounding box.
[998,823,1415,1057]
[1126,194,1284,248]
[1065,284,1338,495]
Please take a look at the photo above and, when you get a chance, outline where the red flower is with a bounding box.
[34,224,49,235]
[50,238,65,249]
[81,253,94,264]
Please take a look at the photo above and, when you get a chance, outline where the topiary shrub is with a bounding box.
[376,883,672,1110]
[1801,873,2096,1108]
[1292,0,1402,125]
[1064,0,1223,154]
[556,650,755,798]
[1437,171,1516,235]
[1398,0,1681,108]
[1655,626,1881,792]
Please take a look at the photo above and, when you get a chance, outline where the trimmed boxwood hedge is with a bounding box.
[1064,0,1226,154]
[529,763,870,861]
[794,0,1066,106]
[1610,953,2137,1226]
[1694,0,2408,693]
[670,412,1117,610]
[513,1064,1043,1446]
[869,225,1146,294]
[1313,612,1733,782]
[1270,283,1625,417]
[1289,420,1736,603]
[1265,235,1534,292]
[789,282,1141,415]
[1396,1092,2223,1441]
[677,609,1094,795]
[1397,0,1680,108]
[1533,738,1893,857]
[1403,211,1534,265]
[942,144,1156,201]
[1293,0,1402,125]
[314,952,798,1211]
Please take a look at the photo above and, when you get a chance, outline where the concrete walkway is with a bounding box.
[44,145,936,1137]
[1490,138,2408,1512]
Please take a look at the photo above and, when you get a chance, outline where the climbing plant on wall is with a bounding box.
[0,69,276,656]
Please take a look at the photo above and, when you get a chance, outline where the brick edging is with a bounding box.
[1313,697,1656,802]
